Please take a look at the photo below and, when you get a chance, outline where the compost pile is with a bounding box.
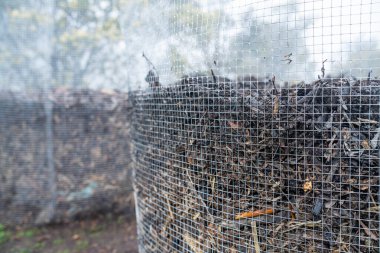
[133,75,380,252]
[0,88,133,226]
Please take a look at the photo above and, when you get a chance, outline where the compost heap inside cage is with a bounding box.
[134,74,380,252]
[0,89,133,225]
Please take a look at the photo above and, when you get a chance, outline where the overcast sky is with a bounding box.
[225,0,380,80]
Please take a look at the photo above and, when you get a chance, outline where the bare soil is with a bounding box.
[0,213,138,253]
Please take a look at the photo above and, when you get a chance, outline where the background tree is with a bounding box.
[0,0,129,90]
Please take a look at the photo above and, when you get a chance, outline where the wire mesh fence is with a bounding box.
[130,1,380,252]
[1,0,380,251]
[0,89,134,226]
[0,0,134,226]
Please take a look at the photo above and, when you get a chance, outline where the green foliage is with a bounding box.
[12,249,32,253]
[0,224,11,245]
[57,250,70,253]
[16,228,39,238]
[116,216,124,224]
[33,241,46,250]
[75,239,89,251]
[53,238,64,245]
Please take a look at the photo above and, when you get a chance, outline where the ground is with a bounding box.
[0,214,138,253]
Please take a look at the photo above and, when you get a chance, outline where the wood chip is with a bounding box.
[165,194,175,220]
[183,233,203,253]
[357,118,378,124]
[273,96,279,115]
[193,212,200,220]
[235,208,274,220]
[366,206,380,212]
[359,220,379,241]
[251,221,261,253]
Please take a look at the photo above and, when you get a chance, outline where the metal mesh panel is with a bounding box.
[0,0,133,226]
[130,1,380,252]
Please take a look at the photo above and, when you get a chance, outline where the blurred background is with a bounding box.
[1,1,137,252]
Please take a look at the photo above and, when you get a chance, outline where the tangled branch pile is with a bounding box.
[0,88,133,226]
[133,75,379,252]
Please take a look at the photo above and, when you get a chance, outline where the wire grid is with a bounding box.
[131,0,380,252]
[0,0,134,226]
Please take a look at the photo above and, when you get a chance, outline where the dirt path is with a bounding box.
[0,214,138,253]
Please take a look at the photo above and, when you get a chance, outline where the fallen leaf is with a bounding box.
[303,180,312,192]
[346,178,357,184]
[228,121,240,129]
[361,140,371,150]
[324,200,337,209]
[37,235,51,242]
[229,247,238,253]
[187,156,193,165]
[72,234,80,240]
